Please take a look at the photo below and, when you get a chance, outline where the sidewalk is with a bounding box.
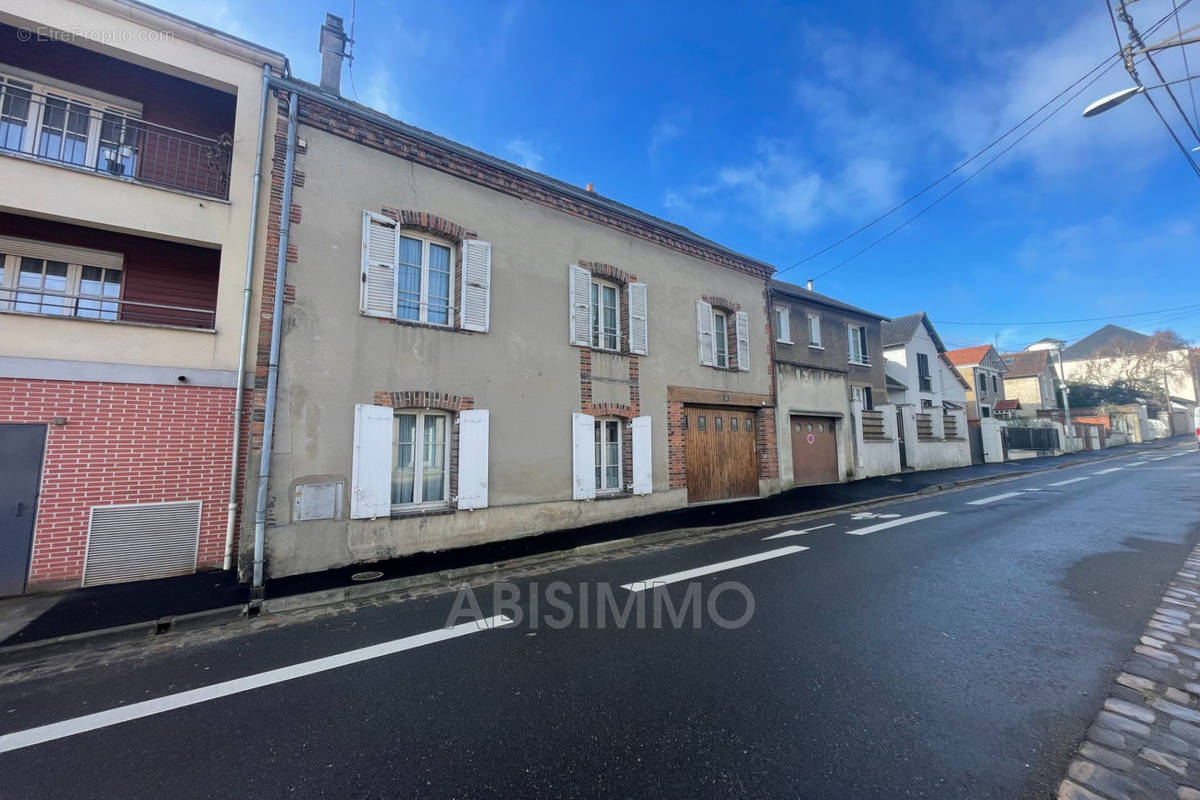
[0,438,1181,651]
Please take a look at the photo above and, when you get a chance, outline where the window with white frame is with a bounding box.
[713,309,729,368]
[391,410,450,508]
[397,233,453,325]
[847,324,868,365]
[808,313,822,348]
[774,306,792,343]
[594,418,623,492]
[917,352,933,392]
[0,238,123,320]
[0,70,142,176]
[591,279,619,350]
[851,385,874,410]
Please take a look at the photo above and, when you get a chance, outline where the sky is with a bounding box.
[157,0,1200,352]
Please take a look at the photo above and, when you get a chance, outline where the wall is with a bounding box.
[850,399,901,478]
[1063,350,1199,403]
[774,363,851,484]
[254,117,776,578]
[883,325,963,408]
[898,404,971,470]
[770,293,886,397]
[0,377,233,588]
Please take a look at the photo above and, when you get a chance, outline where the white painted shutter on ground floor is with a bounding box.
[632,415,652,495]
[351,404,393,519]
[456,409,489,510]
[572,412,596,500]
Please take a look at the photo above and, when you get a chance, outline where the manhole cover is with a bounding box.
[351,570,384,582]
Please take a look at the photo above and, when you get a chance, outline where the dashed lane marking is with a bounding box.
[0,615,515,754]
[966,491,1024,506]
[1093,467,1123,475]
[1047,476,1091,487]
[622,546,808,592]
[845,511,948,536]
[763,523,835,541]
[1125,461,1148,466]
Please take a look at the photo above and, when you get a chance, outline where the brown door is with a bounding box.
[684,406,759,503]
[790,415,840,486]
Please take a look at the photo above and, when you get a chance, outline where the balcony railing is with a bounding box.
[1,286,216,329]
[0,90,232,200]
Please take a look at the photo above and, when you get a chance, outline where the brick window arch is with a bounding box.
[701,294,742,371]
[380,208,477,331]
[578,260,638,355]
[373,390,475,510]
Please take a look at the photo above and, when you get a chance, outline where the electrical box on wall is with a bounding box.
[293,481,344,522]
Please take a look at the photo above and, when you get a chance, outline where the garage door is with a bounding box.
[684,406,759,503]
[790,415,839,486]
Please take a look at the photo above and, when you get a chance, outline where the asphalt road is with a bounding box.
[1,444,1198,799]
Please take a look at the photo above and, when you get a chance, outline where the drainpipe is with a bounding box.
[251,91,298,594]
[223,63,273,571]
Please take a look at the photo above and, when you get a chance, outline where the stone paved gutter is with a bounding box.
[1060,543,1200,800]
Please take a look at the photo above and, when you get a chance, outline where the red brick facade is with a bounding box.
[0,378,235,587]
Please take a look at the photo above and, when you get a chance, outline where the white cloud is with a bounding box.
[505,138,543,170]
[648,111,690,157]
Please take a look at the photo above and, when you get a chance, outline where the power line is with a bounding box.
[934,302,1200,326]
[1171,0,1200,133]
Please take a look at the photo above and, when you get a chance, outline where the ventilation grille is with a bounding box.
[83,501,201,587]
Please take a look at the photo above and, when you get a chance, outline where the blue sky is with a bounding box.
[160,0,1200,352]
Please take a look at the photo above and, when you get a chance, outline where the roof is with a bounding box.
[886,374,908,389]
[769,280,887,320]
[999,350,1050,377]
[272,76,773,276]
[103,0,287,67]
[1061,324,1153,361]
[945,345,993,367]
[881,312,947,351]
[995,399,1021,411]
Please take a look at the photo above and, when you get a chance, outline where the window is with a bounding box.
[976,371,986,395]
[594,418,622,492]
[0,240,124,321]
[807,313,822,348]
[392,411,450,508]
[715,416,723,432]
[847,324,868,365]
[590,279,619,350]
[0,71,142,177]
[730,417,738,432]
[713,310,729,368]
[851,385,874,410]
[980,406,992,418]
[745,417,753,432]
[397,234,453,325]
[991,374,999,394]
[775,306,792,344]
[917,353,932,392]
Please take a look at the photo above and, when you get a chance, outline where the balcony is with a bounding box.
[0,86,232,201]
[0,286,215,330]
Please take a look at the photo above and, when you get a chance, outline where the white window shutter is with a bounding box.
[735,311,751,372]
[351,404,393,519]
[456,409,489,510]
[568,265,592,346]
[776,306,790,342]
[460,239,492,332]
[628,282,648,355]
[696,300,715,366]
[572,412,596,500]
[361,211,398,319]
[632,415,652,495]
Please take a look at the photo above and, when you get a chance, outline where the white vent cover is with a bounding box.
[83,501,201,587]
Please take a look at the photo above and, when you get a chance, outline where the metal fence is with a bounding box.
[1004,426,1061,452]
[0,90,232,199]
[1,287,216,329]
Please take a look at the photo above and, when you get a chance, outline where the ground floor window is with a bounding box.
[392,410,450,508]
[851,385,874,410]
[594,417,622,492]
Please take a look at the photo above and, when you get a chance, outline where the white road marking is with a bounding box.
[1094,467,1123,475]
[763,523,834,540]
[0,615,514,754]
[622,546,807,592]
[1047,476,1091,487]
[966,491,1024,506]
[1125,461,1148,466]
[1151,456,1170,461]
[845,511,947,536]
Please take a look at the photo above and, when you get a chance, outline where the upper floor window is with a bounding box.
[397,233,453,325]
[808,313,822,348]
[976,371,986,395]
[774,306,792,344]
[591,279,619,350]
[851,385,874,410]
[917,352,933,392]
[713,309,729,368]
[847,324,869,365]
[991,374,999,394]
[696,299,749,371]
[0,237,123,321]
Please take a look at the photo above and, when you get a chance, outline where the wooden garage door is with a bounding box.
[790,415,839,486]
[684,406,759,503]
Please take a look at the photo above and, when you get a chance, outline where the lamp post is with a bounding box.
[1082,76,1200,117]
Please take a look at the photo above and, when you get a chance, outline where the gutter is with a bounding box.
[223,64,273,572]
[250,90,298,599]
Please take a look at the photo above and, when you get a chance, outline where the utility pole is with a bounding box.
[1055,346,1074,441]
[1164,369,1176,436]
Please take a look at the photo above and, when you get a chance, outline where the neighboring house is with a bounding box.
[880,313,971,470]
[0,1,285,595]
[999,350,1060,416]
[1058,324,1200,436]
[946,345,1009,420]
[242,20,781,581]
[769,280,895,484]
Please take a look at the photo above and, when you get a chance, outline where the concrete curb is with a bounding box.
[1,442,1177,660]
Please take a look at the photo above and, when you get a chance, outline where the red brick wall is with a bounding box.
[0,378,235,586]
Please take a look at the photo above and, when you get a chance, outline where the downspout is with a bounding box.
[224,63,273,571]
[251,91,298,594]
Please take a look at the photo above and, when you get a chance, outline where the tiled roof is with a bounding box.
[999,350,1050,377]
[945,345,993,367]
[994,399,1021,410]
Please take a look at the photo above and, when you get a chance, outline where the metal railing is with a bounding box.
[0,90,232,199]
[848,353,872,366]
[1,287,216,329]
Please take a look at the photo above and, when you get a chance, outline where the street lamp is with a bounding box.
[1083,76,1200,117]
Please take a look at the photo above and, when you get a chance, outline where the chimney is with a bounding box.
[806,279,814,291]
[319,14,348,95]
[585,183,595,193]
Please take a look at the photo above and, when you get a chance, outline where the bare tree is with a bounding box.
[1072,329,1192,413]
